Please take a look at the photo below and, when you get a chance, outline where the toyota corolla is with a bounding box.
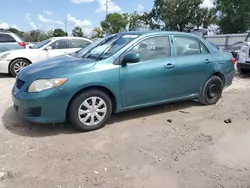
[12,31,235,132]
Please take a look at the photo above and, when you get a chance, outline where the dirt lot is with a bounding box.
[0,73,250,188]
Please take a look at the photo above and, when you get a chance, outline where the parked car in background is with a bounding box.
[237,32,250,75]
[12,31,235,132]
[0,30,26,53]
[0,36,93,76]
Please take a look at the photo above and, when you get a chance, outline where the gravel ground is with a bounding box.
[0,73,250,188]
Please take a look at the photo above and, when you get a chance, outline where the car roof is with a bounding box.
[50,36,92,41]
[118,30,197,37]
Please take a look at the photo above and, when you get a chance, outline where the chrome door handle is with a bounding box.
[204,59,211,64]
[165,64,175,69]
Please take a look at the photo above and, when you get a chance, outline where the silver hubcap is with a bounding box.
[14,61,28,74]
[78,97,107,126]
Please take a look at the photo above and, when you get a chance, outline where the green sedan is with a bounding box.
[12,31,235,132]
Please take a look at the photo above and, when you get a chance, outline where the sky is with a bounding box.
[0,0,214,34]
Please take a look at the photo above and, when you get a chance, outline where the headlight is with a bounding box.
[28,78,68,92]
[0,53,10,61]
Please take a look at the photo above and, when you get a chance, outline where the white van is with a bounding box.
[237,33,250,75]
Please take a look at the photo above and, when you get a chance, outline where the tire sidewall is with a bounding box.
[9,59,30,77]
[69,89,112,132]
[199,76,223,105]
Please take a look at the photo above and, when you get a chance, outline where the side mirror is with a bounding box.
[45,46,52,51]
[121,53,140,66]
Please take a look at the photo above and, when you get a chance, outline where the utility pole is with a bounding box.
[105,0,108,19]
[65,18,68,36]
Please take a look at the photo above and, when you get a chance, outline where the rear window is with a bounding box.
[0,33,16,43]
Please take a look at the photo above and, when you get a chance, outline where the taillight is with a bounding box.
[18,42,26,47]
[232,58,236,64]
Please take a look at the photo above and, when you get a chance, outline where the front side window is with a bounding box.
[0,34,16,43]
[32,39,51,49]
[78,34,139,60]
[126,36,171,62]
[49,39,69,49]
[174,36,208,56]
[70,39,91,48]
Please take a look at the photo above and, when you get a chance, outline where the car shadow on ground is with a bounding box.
[0,74,13,79]
[2,100,200,137]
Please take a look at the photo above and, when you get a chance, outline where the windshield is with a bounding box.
[74,34,139,60]
[31,39,51,49]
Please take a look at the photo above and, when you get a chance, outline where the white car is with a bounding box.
[237,33,250,75]
[0,36,93,76]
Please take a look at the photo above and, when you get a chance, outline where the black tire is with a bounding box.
[68,89,113,132]
[237,67,250,75]
[198,76,223,105]
[9,59,30,77]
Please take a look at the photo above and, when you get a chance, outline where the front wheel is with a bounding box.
[9,59,30,77]
[198,76,223,105]
[68,89,113,132]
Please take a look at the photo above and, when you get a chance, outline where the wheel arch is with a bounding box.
[212,72,225,85]
[8,57,32,73]
[66,85,117,120]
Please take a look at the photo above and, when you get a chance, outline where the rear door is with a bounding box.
[172,35,215,97]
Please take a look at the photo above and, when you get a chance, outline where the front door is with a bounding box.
[37,39,71,63]
[120,35,176,108]
[173,35,215,97]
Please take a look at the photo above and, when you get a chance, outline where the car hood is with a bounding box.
[18,55,96,81]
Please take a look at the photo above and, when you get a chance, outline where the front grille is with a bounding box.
[26,107,42,117]
[16,79,25,89]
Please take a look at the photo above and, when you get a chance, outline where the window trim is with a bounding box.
[173,35,210,57]
[115,34,173,65]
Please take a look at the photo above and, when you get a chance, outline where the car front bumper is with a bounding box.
[12,84,72,124]
[0,60,10,73]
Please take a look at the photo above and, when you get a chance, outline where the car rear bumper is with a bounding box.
[224,70,235,87]
[237,62,250,70]
[12,86,71,124]
[0,60,10,73]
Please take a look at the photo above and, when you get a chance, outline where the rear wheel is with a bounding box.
[9,59,30,77]
[198,76,223,105]
[68,89,112,132]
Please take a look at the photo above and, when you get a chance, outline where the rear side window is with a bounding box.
[0,34,16,42]
[49,39,69,49]
[70,39,91,48]
[174,36,209,56]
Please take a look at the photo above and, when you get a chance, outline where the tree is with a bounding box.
[30,30,42,42]
[101,13,128,34]
[149,0,203,31]
[128,12,145,31]
[194,8,217,29]
[22,32,31,42]
[72,27,84,37]
[215,0,250,33]
[53,28,68,37]
[92,27,103,38]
